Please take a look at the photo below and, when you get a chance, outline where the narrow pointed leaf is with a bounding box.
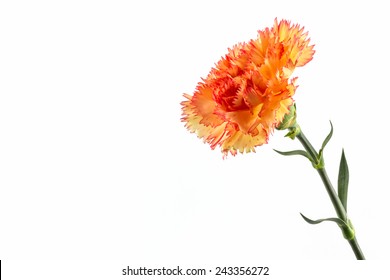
[318,121,333,161]
[300,213,348,227]
[338,149,349,211]
[273,149,313,161]
[321,121,334,151]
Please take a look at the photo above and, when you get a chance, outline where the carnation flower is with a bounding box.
[181,19,315,157]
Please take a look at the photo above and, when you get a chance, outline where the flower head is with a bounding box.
[181,19,315,157]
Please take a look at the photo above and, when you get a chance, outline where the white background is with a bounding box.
[1,0,389,277]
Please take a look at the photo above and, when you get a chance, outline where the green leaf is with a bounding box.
[300,213,348,227]
[338,149,349,211]
[321,121,334,151]
[300,213,355,240]
[318,121,333,161]
[273,149,313,161]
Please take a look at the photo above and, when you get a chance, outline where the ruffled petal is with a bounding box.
[181,19,314,157]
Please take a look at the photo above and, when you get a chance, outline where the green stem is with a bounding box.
[316,165,347,222]
[348,237,365,260]
[295,127,365,260]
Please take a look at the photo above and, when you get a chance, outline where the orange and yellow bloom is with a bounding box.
[181,19,315,157]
